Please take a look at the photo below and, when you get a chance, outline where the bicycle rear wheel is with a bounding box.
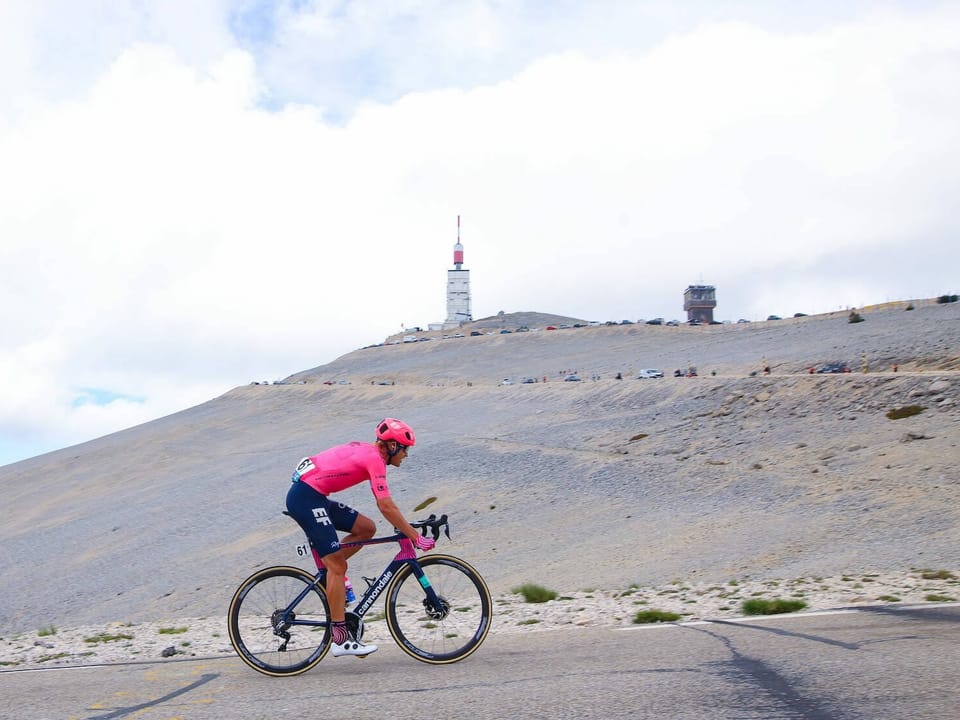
[385,554,492,664]
[228,565,331,676]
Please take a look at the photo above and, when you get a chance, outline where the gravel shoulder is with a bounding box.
[4,568,958,671]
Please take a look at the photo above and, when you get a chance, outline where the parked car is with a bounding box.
[766,315,782,321]
[564,374,582,382]
[470,331,483,336]
[500,378,515,385]
[521,377,537,384]
[817,363,850,374]
[637,368,664,379]
[645,318,663,325]
[546,325,557,330]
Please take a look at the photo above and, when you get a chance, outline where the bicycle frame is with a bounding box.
[279,532,444,632]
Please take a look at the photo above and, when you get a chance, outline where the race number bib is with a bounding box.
[291,456,316,482]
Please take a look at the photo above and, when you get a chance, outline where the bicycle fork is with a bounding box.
[409,563,450,620]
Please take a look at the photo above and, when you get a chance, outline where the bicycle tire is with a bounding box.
[384,554,492,664]
[228,565,331,676]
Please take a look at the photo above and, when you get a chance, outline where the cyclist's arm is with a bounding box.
[375,496,420,542]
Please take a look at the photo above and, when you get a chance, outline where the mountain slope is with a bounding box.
[1,300,958,634]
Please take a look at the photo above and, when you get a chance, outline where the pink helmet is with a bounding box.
[376,418,416,447]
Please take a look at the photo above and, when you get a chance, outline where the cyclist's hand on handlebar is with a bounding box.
[414,535,435,551]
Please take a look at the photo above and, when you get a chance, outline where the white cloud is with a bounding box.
[1,2,959,465]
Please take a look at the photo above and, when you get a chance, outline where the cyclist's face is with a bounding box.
[388,442,408,466]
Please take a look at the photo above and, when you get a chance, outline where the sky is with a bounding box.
[1,0,959,467]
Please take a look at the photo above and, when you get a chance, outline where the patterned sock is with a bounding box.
[331,621,349,645]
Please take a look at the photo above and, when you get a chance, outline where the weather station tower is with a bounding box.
[443,216,472,328]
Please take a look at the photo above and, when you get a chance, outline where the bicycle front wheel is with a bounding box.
[228,565,331,676]
[385,554,492,664]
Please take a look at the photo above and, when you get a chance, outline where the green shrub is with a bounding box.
[848,311,864,323]
[920,569,956,580]
[37,653,69,663]
[741,598,807,615]
[37,626,57,637]
[886,405,925,420]
[84,633,133,644]
[413,496,437,511]
[512,584,557,603]
[925,594,955,602]
[633,609,681,624]
[158,627,188,635]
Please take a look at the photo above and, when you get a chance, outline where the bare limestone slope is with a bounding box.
[0,300,958,636]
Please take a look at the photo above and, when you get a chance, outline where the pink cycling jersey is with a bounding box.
[292,441,391,499]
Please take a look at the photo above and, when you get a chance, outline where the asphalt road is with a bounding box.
[3,605,959,720]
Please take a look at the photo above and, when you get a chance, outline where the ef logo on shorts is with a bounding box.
[312,507,331,525]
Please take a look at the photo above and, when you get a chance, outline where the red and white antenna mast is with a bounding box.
[453,215,464,269]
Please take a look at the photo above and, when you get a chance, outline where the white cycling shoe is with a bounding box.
[331,636,379,658]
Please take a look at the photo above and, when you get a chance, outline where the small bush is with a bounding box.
[905,303,915,311]
[633,609,681,624]
[413,497,437,511]
[848,310,864,323]
[925,594,955,602]
[37,653,70,663]
[886,405,925,420]
[741,598,808,615]
[37,626,57,637]
[158,627,188,635]
[878,595,901,602]
[920,569,956,580]
[84,633,134,644]
[512,584,557,603]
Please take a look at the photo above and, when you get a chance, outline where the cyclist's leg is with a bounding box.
[322,549,348,620]
[321,500,374,562]
[340,512,375,560]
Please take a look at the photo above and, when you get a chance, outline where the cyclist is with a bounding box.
[285,417,435,657]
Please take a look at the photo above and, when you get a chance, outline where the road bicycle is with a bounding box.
[228,513,492,676]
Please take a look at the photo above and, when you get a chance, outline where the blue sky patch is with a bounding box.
[72,388,146,408]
